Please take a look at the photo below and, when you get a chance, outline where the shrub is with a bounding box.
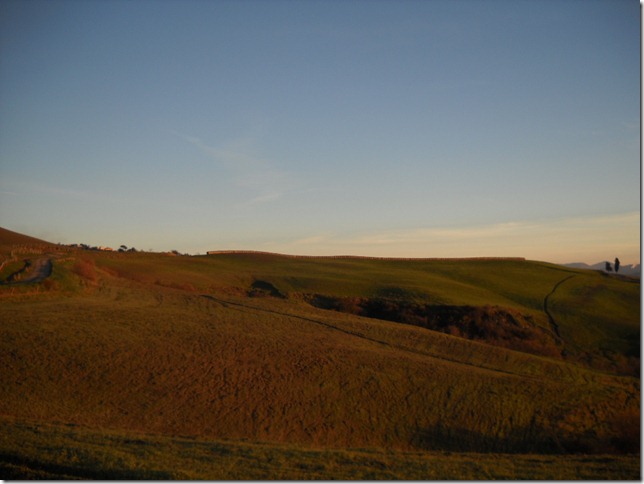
[72,259,97,283]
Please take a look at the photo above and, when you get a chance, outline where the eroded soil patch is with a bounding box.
[305,295,563,358]
[248,280,286,298]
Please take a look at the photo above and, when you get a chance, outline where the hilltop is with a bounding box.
[0,228,639,479]
[0,226,55,249]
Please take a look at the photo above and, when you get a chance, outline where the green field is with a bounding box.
[0,228,639,479]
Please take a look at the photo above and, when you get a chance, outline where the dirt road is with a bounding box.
[1,258,52,284]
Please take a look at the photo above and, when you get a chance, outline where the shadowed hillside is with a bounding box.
[0,228,639,479]
[0,227,53,248]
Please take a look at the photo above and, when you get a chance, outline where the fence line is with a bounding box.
[205,250,525,262]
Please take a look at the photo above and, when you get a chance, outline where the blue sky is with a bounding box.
[0,0,640,263]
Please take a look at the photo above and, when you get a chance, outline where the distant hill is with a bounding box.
[564,261,640,278]
[0,226,54,248]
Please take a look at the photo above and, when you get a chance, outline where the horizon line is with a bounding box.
[205,250,528,262]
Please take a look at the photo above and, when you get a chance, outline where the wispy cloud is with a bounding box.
[292,234,335,246]
[264,212,640,264]
[621,121,640,131]
[242,191,283,207]
[175,131,296,206]
[1,180,94,201]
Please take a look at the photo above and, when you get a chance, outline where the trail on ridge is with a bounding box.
[543,275,576,339]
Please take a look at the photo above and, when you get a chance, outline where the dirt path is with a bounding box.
[543,275,576,339]
[1,258,52,285]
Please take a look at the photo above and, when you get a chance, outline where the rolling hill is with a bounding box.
[0,226,54,248]
[0,229,639,479]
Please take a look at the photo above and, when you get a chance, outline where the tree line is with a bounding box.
[605,257,620,272]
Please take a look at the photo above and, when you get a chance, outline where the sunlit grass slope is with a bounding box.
[0,234,639,479]
[92,251,639,373]
[548,271,640,372]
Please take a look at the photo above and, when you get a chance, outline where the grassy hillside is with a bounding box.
[0,227,53,249]
[1,418,638,480]
[89,250,639,373]
[0,232,639,479]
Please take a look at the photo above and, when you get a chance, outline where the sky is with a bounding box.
[0,0,640,264]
